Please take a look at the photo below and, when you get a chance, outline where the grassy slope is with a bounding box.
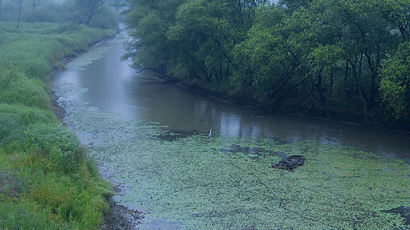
[0,22,115,230]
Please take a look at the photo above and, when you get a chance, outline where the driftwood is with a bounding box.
[272,155,305,170]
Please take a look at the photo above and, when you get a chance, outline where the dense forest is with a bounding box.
[126,0,410,130]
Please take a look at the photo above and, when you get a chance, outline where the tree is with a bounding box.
[17,0,23,29]
[32,0,36,23]
[167,0,241,82]
[0,0,3,21]
[126,0,410,127]
[279,0,313,11]
[380,41,410,122]
[75,0,103,25]
[113,0,121,12]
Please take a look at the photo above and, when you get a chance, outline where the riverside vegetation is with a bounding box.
[126,0,410,130]
[0,0,119,228]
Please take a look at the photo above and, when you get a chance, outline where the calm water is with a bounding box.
[53,29,410,162]
[51,28,410,229]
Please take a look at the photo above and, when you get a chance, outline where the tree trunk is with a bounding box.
[0,0,3,21]
[85,0,97,25]
[85,7,95,25]
[115,0,119,13]
[32,0,36,23]
[77,4,82,24]
[17,0,23,29]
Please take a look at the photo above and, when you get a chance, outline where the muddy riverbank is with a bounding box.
[48,30,141,229]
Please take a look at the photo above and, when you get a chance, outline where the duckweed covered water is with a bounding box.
[53,82,409,230]
[52,29,410,229]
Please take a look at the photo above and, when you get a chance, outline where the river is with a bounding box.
[53,28,410,229]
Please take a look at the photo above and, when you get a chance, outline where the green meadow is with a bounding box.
[0,22,115,230]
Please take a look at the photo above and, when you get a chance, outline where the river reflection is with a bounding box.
[53,29,410,162]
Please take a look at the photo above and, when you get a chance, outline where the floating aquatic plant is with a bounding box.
[54,77,410,230]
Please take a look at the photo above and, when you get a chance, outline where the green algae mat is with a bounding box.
[53,63,409,229]
[55,104,409,229]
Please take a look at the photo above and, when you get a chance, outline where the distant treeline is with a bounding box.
[126,0,410,129]
[0,0,125,29]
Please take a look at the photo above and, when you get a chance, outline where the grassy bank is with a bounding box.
[0,22,115,229]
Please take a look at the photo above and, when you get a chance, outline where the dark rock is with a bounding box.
[272,155,305,170]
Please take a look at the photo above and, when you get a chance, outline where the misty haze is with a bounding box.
[0,1,409,230]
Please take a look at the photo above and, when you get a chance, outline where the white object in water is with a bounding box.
[208,128,212,138]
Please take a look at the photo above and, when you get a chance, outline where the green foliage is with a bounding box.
[89,6,118,29]
[0,22,115,229]
[74,0,104,25]
[0,150,111,230]
[0,104,57,130]
[3,124,83,174]
[127,0,410,128]
[0,201,68,230]
[380,41,410,122]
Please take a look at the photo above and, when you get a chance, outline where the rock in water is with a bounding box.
[272,155,305,170]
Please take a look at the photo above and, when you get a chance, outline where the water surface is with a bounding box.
[53,30,410,162]
[52,29,410,229]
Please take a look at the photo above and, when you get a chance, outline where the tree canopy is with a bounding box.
[127,0,410,129]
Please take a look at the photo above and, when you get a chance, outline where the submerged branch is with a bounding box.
[136,67,178,84]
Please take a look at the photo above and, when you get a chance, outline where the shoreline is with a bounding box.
[139,70,410,136]
[168,79,410,136]
[49,36,114,121]
[49,29,143,230]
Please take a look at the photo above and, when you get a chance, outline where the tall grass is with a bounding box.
[0,22,115,230]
